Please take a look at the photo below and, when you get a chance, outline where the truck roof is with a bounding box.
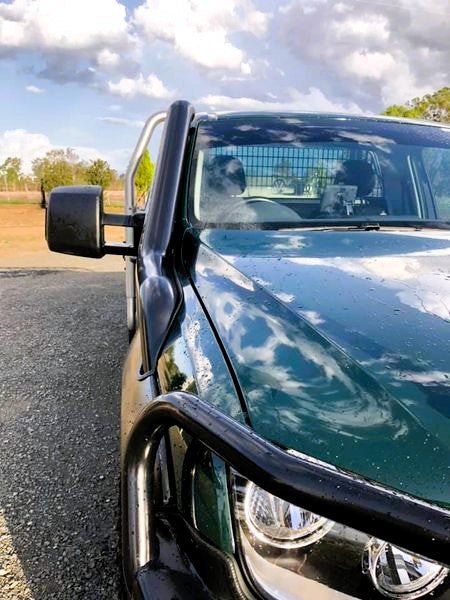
[192,110,450,130]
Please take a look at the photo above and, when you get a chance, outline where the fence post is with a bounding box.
[40,179,46,209]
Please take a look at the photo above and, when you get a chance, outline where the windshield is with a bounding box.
[188,115,450,229]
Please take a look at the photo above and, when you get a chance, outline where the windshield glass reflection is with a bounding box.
[189,116,450,228]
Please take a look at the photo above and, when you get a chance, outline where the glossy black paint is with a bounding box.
[121,109,450,598]
[134,514,252,600]
[46,185,104,257]
[46,184,138,257]
[192,113,450,147]
[134,515,210,600]
[102,212,143,228]
[197,218,450,230]
[123,391,450,585]
[137,100,195,373]
[188,227,450,506]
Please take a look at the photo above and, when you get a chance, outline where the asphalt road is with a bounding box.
[0,269,128,599]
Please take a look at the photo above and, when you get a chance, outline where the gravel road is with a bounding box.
[0,269,128,599]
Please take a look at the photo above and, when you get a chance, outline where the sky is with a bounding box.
[0,0,448,173]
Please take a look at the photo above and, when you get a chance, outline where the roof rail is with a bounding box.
[124,110,166,333]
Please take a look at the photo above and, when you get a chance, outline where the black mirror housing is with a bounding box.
[46,185,105,258]
[46,184,139,258]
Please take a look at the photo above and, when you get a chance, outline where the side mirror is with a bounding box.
[46,185,104,257]
[46,185,139,258]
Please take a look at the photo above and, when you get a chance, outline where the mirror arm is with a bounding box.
[104,242,136,256]
[102,212,145,228]
[102,212,145,257]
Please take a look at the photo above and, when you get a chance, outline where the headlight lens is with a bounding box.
[245,481,334,549]
[233,473,449,600]
[364,538,448,599]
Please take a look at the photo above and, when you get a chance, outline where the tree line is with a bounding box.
[0,147,155,203]
[382,87,449,123]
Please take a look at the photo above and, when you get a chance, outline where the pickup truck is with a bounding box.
[46,101,450,600]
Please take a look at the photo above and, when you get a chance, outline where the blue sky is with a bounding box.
[0,0,448,173]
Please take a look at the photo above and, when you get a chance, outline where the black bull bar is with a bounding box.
[122,392,450,590]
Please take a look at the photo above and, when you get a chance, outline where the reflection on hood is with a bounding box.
[188,228,450,507]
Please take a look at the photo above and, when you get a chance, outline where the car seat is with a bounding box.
[318,159,386,217]
[206,155,247,196]
[335,159,376,198]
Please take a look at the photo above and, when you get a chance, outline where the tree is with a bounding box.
[0,157,22,191]
[32,148,76,192]
[382,87,450,123]
[64,148,89,183]
[303,164,329,197]
[85,159,113,188]
[109,169,123,190]
[135,149,155,205]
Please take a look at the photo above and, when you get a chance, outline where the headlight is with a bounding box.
[245,481,334,549]
[363,538,448,599]
[233,473,449,600]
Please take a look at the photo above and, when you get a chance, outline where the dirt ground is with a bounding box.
[0,204,125,271]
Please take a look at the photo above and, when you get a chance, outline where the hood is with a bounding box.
[187,227,450,507]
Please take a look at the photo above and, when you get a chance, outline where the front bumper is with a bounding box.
[123,392,450,599]
[131,513,252,600]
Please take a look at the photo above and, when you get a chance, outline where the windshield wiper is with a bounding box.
[356,222,380,231]
[277,218,450,231]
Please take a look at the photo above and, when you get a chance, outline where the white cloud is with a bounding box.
[25,85,44,94]
[107,73,173,99]
[0,0,131,51]
[197,87,365,114]
[0,0,447,121]
[330,14,390,44]
[133,0,270,71]
[0,129,111,174]
[277,0,449,106]
[96,49,120,68]
[344,51,396,80]
[71,145,108,163]
[0,0,134,82]
[97,116,145,128]
[0,129,53,173]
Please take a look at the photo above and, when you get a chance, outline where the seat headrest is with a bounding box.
[335,160,376,197]
[206,155,246,195]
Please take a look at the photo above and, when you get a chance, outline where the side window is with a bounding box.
[422,148,450,219]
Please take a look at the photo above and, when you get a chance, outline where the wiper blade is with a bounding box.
[204,219,450,231]
[356,222,380,231]
[278,218,450,231]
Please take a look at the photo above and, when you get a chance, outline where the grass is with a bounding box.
[0,199,41,205]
